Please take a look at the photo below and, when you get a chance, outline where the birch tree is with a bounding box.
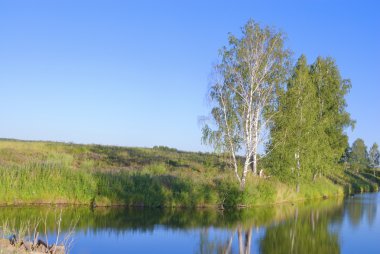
[369,143,380,168]
[266,56,354,182]
[266,56,319,182]
[349,138,369,172]
[369,143,380,176]
[202,20,290,188]
[310,57,354,177]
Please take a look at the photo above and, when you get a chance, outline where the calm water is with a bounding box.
[1,193,380,253]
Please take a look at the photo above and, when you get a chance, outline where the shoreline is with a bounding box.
[0,190,362,210]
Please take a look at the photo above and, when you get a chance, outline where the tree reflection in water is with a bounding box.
[0,194,377,254]
[259,207,341,254]
[194,194,379,254]
[196,226,254,254]
[345,194,378,228]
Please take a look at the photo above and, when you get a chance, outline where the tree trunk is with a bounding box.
[251,153,257,175]
[241,156,251,189]
[251,108,260,175]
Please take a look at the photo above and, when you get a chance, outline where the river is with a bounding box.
[0,193,379,253]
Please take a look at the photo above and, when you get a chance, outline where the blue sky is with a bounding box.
[0,0,379,151]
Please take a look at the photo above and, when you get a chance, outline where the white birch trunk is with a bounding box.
[241,156,251,188]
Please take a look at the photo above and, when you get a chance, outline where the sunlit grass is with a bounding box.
[0,139,376,207]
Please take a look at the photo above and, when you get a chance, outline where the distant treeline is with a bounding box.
[341,139,380,172]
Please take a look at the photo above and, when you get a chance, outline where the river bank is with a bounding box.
[0,139,378,208]
[0,238,65,254]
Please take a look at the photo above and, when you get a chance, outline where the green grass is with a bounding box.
[0,139,376,207]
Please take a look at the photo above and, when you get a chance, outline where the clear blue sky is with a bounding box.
[0,0,379,151]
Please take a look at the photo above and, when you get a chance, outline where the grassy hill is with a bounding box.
[0,139,377,207]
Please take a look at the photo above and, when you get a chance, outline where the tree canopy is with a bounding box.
[349,138,369,172]
[265,55,353,182]
[202,20,290,188]
[369,143,380,169]
[203,19,355,187]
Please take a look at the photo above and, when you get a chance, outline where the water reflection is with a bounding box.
[0,194,378,253]
[259,207,341,254]
[345,194,378,228]
[196,226,254,254]
[192,199,345,254]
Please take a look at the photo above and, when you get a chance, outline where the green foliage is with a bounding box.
[368,143,380,169]
[328,169,379,194]
[202,19,291,186]
[266,55,319,181]
[349,138,370,172]
[242,179,277,206]
[213,177,244,207]
[310,57,354,174]
[266,55,353,182]
[0,163,97,204]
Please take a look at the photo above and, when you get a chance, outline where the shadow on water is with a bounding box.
[0,194,378,253]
